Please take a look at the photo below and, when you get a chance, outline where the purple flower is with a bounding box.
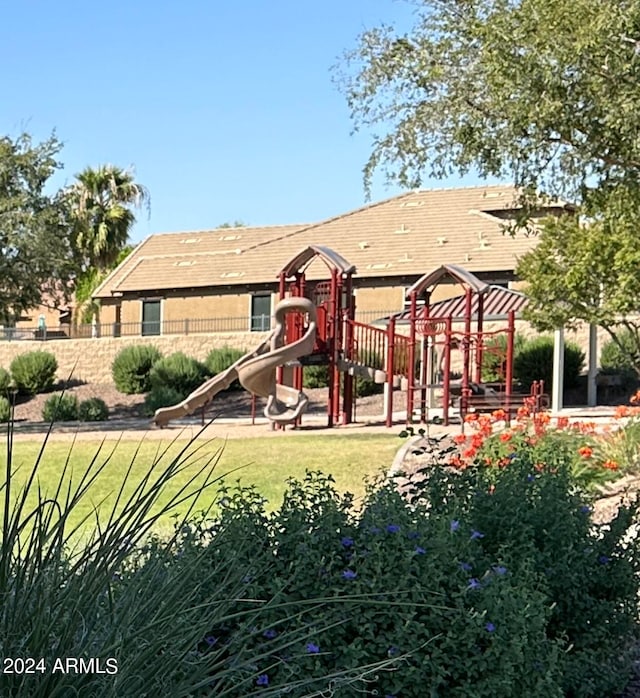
[470,530,485,540]
[492,565,507,576]
[263,629,277,639]
[407,531,420,540]
[450,520,460,533]
[204,635,217,647]
[598,555,611,565]
[459,561,472,572]
[526,474,535,482]
[467,578,481,590]
[342,569,357,580]
[341,536,354,548]
[414,546,426,555]
[387,646,399,656]
[386,524,401,534]
[580,505,591,514]
[485,622,496,632]
[306,642,320,654]
[256,674,269,686]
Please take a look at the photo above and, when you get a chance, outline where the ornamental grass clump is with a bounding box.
[0,422,395,697]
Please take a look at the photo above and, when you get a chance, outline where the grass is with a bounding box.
[1,433,398,535]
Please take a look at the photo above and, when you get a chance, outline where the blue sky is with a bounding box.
[2,0,486,243]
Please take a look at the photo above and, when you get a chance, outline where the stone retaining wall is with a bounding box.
[0,332,270,384]
[0,320,613,385]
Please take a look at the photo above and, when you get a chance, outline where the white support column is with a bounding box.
[587,324,598,407]
[552,328,565,413]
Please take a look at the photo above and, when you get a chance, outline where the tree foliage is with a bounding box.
[67,165,148,272]
[339,0,640,203]
[339,0,640,371]
[0,133,74,324]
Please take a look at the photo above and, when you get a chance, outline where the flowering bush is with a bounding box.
[151,460,640,698]
[451,407,621,492]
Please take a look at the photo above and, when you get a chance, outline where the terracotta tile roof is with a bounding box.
[93,224,308,297]
[94,185,564,297]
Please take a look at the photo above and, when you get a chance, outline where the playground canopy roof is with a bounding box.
[386,285,529,323]
[279,245,356,279]
[406,264,491,297]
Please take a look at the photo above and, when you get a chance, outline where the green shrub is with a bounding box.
[600,329,639,379]
[0,396,10,422]
[78,397,109,422]
[303,363,330,389]
[42,393,78,421]
[143,385,185,416]
[481,332,527,382]
[0,367,10,394]
[149,352,208,399]
[205,346,245,391]
[10,350,57,395]
[112,344,162,394]
[514,336,585,391]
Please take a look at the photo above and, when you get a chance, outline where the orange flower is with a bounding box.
[516,406,530,420]
[492,409,507,421]
[449,455,465,468]
[534,462,545,472]
[484,457,493,465]
[453,433,467,444]
[499,431,512,443]
[464,413,478,423]
[498,457,510,468]
[602,459,619,471]
[615,405,631,419]
[630,389,640,405]
[488,484,496,494]
[556,416,569,429]
[578,446,593,459]
[471,433,485,449]
[463,446,477,459]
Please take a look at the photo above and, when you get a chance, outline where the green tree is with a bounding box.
[217,220,247,228]
[68,165,149,272]
[339,0,640,203]
[0,133,74,325]
[339,0,640,370]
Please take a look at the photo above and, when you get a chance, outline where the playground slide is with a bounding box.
[153,297,317,428]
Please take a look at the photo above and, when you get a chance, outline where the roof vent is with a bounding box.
[482,191,504,198]
[464,253,471,262]
[220,235,242,241]
[174,260,196,267]
[220,271,245,279]
[179,238,201,244]
[367,263,392,270]
[478,239,491,250]
[394,224,411,234]
[400,200,424,208]
[358,241,370,250]
[436,236,448,245]
[398,253,413,262]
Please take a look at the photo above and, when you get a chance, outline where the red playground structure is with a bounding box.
[274,250,546,429]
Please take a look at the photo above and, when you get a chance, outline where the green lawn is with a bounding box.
[1,434,398,535]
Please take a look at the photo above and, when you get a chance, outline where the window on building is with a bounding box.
[141,299,161,336]
[250,294,271,332]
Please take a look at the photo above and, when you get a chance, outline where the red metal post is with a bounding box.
[475,292,484,383]
[407,291,417,424]
[385,316,396,428]
[330,269,341,426]
[342,274,354,424]
[462,288,472,393]
[443,316,452,426]
[505,310,515,421]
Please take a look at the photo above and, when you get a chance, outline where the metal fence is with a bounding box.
[0,309,397,341]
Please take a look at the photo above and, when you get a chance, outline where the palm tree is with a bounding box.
[69,165,149,272]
